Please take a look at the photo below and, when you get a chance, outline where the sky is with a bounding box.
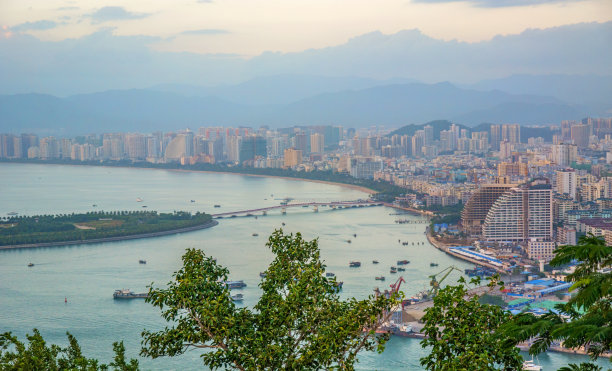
[1,0,611,56]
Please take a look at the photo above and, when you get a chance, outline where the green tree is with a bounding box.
[141,229,400,370]
[501,234,611,365]
[0,329,138,370]
[420,276,523,370]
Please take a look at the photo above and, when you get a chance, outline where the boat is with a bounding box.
[391,324,413,337]
[231,293,244,302]
[139,260,146,264]
[397,260,410,265]
[252,233,259,237]
[225,280,247,289]
[259,272,266,278]
[430,263,439,267]
[27,263,34,267]
[353,234,357,238]
[375,276,385,281]
[113,289,148,299]
[214,204,221,208]
[7,212,18,216]
[191,200,195,203]
[397,267,406,272]
[390,267,397,274]
[142,205,147,208]
[347,240,352,243]
[522,360,542,371]
[372,260,379,264]
[281,222,285,226]
[136,198,143,202]
[326,272,335,277]
[92,204,97,207]
[334,281,343,291]
[349,261,361,267]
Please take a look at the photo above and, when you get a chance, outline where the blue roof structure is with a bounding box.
[449,246,503,265]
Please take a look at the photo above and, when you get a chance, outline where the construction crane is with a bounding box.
[428,265,463,296]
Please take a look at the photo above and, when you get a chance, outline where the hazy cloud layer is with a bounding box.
[180,29,230,35]
[11,20,60,32]
[88,6,151,23]
[0,22,610,96]
[412,0,584,7]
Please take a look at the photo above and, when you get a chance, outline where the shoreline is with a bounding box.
[1,161,377,195]
[0,220,218,250]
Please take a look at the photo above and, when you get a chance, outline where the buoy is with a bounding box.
[65,297,67,303]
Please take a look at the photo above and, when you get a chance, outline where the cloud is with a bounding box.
[412,0,583,7]
[11,20,60,32]
[88,6,150,23]
[180,29,230,35]
[57,6,79,11]
[197,0,214,3]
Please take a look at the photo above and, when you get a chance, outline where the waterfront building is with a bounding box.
[483,179,553,242]
[39,137,60,159]
[461,182,517,235]
[350,158,383,179]
[527,240,557,263]
[310,133,325,154]
[283,148,303,168]
[239,135,267,164]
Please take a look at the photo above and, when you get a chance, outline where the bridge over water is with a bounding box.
[211,200,384,218]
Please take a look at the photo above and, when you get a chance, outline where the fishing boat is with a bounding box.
[349,261,361,268]
[375,276,385,281]
[142,205,147,208]
[252,233,259,237]
[397,267,406,272]
[397,260,410,265]
[113,289,148,299]
[347,239,352,243]
[214,204,221,208]
[139,260,146,264]
[430,262,439,267]
[7,212,18,216]
[372,260,379,264]
[225,280,247,289]
[353,233,357,238]
[191,200,195,203]
[27,263,34,267]
[326,272,335,277]
[259,272,266,278]
[136,198,143,202]
[231,293,244,302]
[390,267,397,274]
[334,282,343,291]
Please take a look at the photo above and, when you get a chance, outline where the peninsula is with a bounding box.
[0,211,216,249]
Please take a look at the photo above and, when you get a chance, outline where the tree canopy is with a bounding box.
[501,234,612,365]
[141,229,400,370]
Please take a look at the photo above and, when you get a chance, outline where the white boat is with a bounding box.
[522,360,542,370]
[136,198,143,202]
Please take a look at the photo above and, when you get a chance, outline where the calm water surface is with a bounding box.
[0,163,602,370]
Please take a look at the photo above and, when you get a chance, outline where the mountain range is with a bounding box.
[0,74,608,135]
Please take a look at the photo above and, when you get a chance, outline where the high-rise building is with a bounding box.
[283,148,302,168]
[126,134,146,160]
[411,131,424,157]
[490,125,501,150]
[423,125,434,146]
[555,169,577,200]
[239,135,267,164]
[482,179,552,242]
[39,137,60,159]
[552,143,578,166]
[502,124,520,144]
[294,132,309,154]
[497,162,528,178]
[310,133,325,154]
[571,124,590,148]
[461,183,517,235]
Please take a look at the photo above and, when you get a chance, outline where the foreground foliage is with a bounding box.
[0,329,139,370]
[141,229,400,370]
[419,276,523,370]
[501,235,612,367]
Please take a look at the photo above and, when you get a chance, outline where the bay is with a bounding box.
[0,163,602,370]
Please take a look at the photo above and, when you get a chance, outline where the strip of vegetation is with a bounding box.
[1,158,411,202]
[0,210,212,246]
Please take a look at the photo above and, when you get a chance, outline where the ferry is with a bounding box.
[231,293,244,302]
[349,261,361,268]
[225,280,247,289]
[113,289,148,299]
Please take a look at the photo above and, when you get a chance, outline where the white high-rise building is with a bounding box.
[555,169,577,200]
[483,179,553,242]
[552,143,578,166]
